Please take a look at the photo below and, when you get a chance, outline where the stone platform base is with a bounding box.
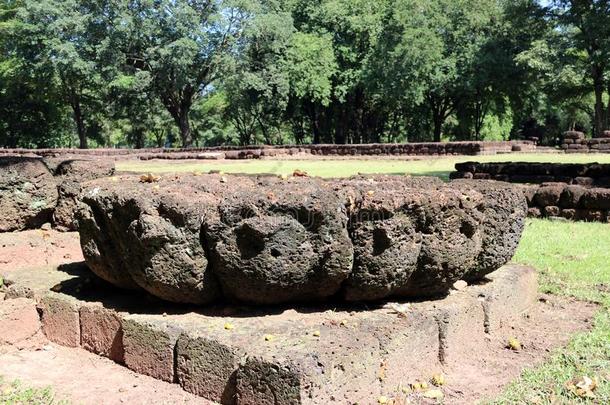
[2,263,537,404]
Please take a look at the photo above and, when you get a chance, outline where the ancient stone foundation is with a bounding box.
[450,162,610,222]
[560,130,610,153]
[1,259,539,405]
[0,156,115,232]
[1,140,536,161]
[451,161,610,186]
[76,173,527,305]
[523,183,610,222]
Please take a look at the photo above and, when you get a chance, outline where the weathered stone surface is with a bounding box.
[3,261,542,404]
[77,175,231,304]
[80,303,124,363]
[53,159,115,231]
[470,264,538,332]
[449,180,527,281]
[39,292,81,347]
[333,176,486,300]
[236,358,302,405]
[122,317,181,383]
[205,178,353,304]
[534,183,565,207]
[582,188,610,210]
[176,332,243,403]
[77,173,526,304]
[559,185,587,208]
[0,157,58,232]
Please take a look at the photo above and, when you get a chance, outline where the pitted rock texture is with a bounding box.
[53,159,115,231]
[204,178,354,304]
[77,174,526,305]
[449,180,528,281]
[77,174,245,303]
[0,157,58,232]
[331,176,486,300]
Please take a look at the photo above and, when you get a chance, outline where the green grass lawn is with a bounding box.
[491,219,610,404]
[117,152,610,180]
[0,378,66,405]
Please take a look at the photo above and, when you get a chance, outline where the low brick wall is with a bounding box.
[524,183,610,222]
[0,140,536,160]
[450,161,610,222]
[560,131,610,154]
[451,162,610,187]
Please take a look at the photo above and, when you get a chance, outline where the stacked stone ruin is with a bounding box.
[0,140,536,161]
[75,173,527,305]
[450,161,610,222]
[560,130,610,153]
[0,156,115,232]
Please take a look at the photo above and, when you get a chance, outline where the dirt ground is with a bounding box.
[0,230,599,404]
[0,338,214,405]
[0,229,83,273]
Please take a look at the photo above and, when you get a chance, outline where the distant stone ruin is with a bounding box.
[450,161,610,222]
[0,140,537,161]
[560,130,610,153]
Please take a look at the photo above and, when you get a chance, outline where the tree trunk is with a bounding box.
[178,111,192,148]
[606,84,610,131]
[133,128,145,149]
[433,116,442,142]
[593,68,605,137]
[71,99,88,149]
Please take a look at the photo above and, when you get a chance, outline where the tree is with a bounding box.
[225,9,293,145]
[553,0,610,135]
[1,0,71,147]
[10,0,114,148]
[116,0,253,147]
[367,0,504,142]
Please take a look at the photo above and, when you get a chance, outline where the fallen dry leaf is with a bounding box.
[431,373,445,386]
[140,173,161,183]
[292,169,309,177]
[378,360,387,381]
[565,375,597,398]
[385,302,411,318]
[507,337,522,351]
[422,389,444,400]
[224,322,234,331]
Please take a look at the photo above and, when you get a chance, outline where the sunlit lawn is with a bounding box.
[489,219,610,404]
[117,152,610,180]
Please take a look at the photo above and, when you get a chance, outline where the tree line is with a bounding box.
[1,0,609,149]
